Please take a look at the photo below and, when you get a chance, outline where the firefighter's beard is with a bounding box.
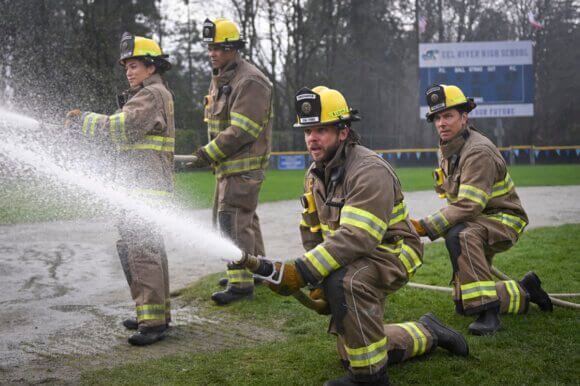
[315,139,341,165]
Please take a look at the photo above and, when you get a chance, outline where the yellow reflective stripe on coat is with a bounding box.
[458,184,489,208]
[395,322,427,356]
[378,239,403,253]
[426,210,450,235]
[340,205,387,242]
[82,113,106,136]
[304,244,340,277]
[204,139,226,162]
[215,154,270,177]
[121,135,175,152]
[226,269,254,284]
[206,118,230,134]
[136,304,166,322]
[320,223,335,239]
[230,111,263,138]
[485,212,527,235]
[398,243,422,277]
[504,280,521,314]
[344,337,387,368]
[460,280,497,300]
[491,173,515,198]
[109,112,127,142]
[389,201,409,226]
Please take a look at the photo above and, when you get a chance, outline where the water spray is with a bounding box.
[0,109,241,262]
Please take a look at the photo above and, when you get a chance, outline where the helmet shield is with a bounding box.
[202,19,216,43]
[295,87,322,127]
[120,32,135,62]
[426,84,447,115]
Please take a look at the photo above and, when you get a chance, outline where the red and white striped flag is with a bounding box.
[528,12,544,29]
[419,16,427,34]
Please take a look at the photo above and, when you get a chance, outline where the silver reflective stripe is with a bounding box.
[340,210,385,236]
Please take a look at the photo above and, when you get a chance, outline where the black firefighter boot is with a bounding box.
[128,325,167,346]
[122,318,138,330]
[323,365,389,386]
[211,286,254,305]
[519,271,553,312]
[418,312,469,356]
[123,318,169,330]
[468,306,501,336]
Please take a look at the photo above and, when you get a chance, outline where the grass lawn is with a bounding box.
[175,163,580,209]
[2,164,579,224]
[81,224,580,385]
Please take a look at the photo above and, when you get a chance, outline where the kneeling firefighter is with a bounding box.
[65,33,175,346]
[240,86,470,385]
[411,84,552,336]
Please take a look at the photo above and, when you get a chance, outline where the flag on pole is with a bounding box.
[528,12,544,29]
[419,16,427,34]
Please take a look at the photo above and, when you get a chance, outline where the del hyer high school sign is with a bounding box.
[418,41,534,119]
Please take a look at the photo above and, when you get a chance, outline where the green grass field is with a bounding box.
[2,164,579,224]
[175,164,580,209]
[81,224,580,385]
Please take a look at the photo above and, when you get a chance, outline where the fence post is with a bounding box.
[529,146,536,165]
[509,147,515,165]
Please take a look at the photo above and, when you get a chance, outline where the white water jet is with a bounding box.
[0,108,241,262]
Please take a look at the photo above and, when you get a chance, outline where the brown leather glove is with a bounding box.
[185,148,211,169]
[267,261,305,296]
[309,287,325,301]
[64,109,81,128]
[410,218,426,237]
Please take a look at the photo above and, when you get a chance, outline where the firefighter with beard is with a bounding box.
[265,86,469,385]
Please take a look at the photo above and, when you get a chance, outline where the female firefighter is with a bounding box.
[65,33,175,346]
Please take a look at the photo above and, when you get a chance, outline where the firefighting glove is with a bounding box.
[186,148,211,169]
[64,109,81,129]
[309,287,331,315]
[267,261,305,296]
[410,218,426,236]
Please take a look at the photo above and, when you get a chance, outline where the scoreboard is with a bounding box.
[419,41,534,119]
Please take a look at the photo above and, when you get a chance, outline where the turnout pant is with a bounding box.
[117,212,170,328]
[445,218,529,316]
[216,171,266,291]
[325,256,435,378]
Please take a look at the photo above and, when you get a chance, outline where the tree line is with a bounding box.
[1,0,578,154]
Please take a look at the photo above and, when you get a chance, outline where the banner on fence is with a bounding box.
[277,155,305,170]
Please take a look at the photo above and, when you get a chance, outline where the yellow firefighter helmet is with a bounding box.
[293,86,361,128]
[202,18,245,50]
[425,84,476,121]
[119,32,171,71]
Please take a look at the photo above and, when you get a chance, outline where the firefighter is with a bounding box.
[266,86,469,385]
[411,84,553,336]
[65,33,174,346]
[187,18,272,305]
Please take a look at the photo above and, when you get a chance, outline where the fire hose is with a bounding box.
[235,253,579,312]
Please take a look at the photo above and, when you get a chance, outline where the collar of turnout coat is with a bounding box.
[125,73,164,98]
[439,126,471,159]
[211,54,242,87]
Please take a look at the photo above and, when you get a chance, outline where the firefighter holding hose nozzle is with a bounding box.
[239,86,470,386]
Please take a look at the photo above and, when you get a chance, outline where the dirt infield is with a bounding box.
[1,186,579,384]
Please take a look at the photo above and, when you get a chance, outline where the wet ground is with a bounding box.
[1,186,579,384]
